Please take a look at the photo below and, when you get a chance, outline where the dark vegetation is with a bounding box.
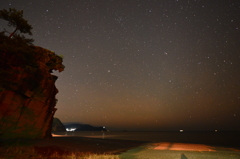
[0,8,33,38]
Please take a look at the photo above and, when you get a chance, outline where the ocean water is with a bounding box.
[53,131,240,147]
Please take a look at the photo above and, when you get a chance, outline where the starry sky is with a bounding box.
[1,0,240,131]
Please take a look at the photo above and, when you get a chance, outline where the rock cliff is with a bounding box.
[52,118,66,132]
[0,34,64,139]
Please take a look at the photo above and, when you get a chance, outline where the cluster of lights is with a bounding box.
[66,128,76,131]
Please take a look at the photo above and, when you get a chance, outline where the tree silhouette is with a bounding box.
[0,8,33,38]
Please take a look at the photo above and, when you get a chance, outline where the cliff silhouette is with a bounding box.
[0,32,64,139]
[52,118,66,132]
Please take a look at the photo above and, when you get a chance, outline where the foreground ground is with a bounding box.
[0,136,147,158]
[0,132,240,159]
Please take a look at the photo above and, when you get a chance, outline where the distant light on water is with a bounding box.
[180,130,184,132]
[66,128,76,131]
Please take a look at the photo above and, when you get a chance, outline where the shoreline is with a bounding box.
[53,131,240,148]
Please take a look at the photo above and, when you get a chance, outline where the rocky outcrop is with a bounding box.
[0,36,64,139]
[52,118,66,132]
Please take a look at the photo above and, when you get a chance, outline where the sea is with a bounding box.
[53,131,240,147]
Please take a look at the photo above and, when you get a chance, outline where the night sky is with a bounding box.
[1,0,240,131]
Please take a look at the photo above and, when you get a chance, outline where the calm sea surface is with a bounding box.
[53,131,240,147]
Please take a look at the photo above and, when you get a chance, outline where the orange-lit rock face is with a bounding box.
[0,46,64,139]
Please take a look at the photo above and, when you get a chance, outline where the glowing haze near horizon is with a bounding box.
[1,0,240,131]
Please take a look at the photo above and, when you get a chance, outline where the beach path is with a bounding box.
[120,142,240,159]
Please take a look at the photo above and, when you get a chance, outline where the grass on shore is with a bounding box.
[0,146,120,159]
